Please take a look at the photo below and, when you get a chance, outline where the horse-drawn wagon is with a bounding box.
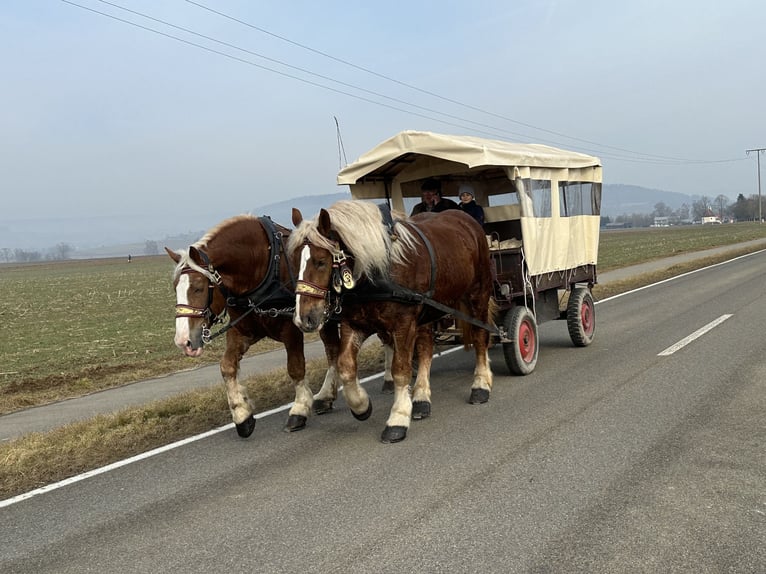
[336,130,602,375]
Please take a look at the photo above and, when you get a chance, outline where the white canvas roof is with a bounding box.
[336,130,602,276]
[337,130,601,187]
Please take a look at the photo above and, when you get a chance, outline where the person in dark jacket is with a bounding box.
[410,178,459,215]
[458,187,485,225]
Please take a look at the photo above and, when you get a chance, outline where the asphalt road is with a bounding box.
[1,247,765,573]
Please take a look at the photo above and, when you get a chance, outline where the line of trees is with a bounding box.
[0,243,74,263]
[1,240,161,263]
[605,193,763,227]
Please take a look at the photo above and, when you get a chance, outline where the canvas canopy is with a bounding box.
[336,130,602,277]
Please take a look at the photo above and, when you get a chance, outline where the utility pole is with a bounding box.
[745,148,765,223]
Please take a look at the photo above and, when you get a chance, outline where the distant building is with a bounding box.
[652,216,669,227]
[701,208,721,224]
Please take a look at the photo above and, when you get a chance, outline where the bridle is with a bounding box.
[174,252,227,343]
[295,240,355,321]
[174,217,298,343]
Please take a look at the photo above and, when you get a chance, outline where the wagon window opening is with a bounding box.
[487,189,520,208]
[559,181,601,217]
[522,179,551,217]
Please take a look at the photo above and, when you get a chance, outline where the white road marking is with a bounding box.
[657,314,732,356]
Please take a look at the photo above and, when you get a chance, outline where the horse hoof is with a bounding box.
[351,401,373,421]
[381,425,407,443]
[235,415,256,438]
[284,414,307,432]
[381,379,394,394]
[313,399,334,415]
[468,388,490,404]
[411,400,431,420]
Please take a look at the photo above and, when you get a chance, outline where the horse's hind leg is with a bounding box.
[313,322,341,415]
[411,326,433,420]
[221,336,256,438]
[377,332,395,393]
[468,314,493,405]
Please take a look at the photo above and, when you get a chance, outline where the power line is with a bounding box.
[183,0,742,165]
[183,0,735,163]
[62,0,744,167]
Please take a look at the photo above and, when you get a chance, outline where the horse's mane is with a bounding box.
[289,201,417,280]
[171,214,257,282]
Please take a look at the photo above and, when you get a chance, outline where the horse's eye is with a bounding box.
[314,259,327,270]
[193,286,205,294]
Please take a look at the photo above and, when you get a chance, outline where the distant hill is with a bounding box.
[249,191,352,226]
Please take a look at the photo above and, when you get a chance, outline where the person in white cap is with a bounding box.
[458,187,484,226]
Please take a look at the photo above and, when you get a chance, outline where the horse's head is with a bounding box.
[166,245,226,357]
[289,208,345,332]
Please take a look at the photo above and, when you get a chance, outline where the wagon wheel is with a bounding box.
[503,306,538,376]
[566,287,596,347]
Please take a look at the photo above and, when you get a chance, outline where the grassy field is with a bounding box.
[2,222,766,499]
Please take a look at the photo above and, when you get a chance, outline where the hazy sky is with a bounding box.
[3,0,765,228]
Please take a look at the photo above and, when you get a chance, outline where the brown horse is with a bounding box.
[166,214,342,438]
[289,201,495,443]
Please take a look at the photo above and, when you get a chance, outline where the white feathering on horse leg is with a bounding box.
[341,377,370,414]
[225,379,254,425]
[386,381,413,429]
[289,378,313,419]
[313,365,339,403]
[472,350,493,391]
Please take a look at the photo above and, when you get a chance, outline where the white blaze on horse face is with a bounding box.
[174,273,193,349]
[293,244,312,329]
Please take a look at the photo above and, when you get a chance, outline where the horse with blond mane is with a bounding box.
[289,200,495,443]
[166,214,343,437]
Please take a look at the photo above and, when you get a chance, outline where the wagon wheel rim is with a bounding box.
[581,301,594,335]
[518,318,536,363]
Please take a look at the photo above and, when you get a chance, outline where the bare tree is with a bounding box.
[714,194,729,220]
[653,202,673,217]
[144,240,159,255]
[53,242,73,260]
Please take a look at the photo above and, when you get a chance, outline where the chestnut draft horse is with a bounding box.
[166,214,342,438]
[289,201,495,443]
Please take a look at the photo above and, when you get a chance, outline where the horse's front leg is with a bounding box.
[381,321,418,443]
[337,324,372,421]
[313,321,342,415]
[283,329,312,432]
[411,325,434,420]
[221,334,256,438]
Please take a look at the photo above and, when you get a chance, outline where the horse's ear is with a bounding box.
[318,208,332,237]
[188,245,203,266]
[165,247,182,263]
[291,208,303,227]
